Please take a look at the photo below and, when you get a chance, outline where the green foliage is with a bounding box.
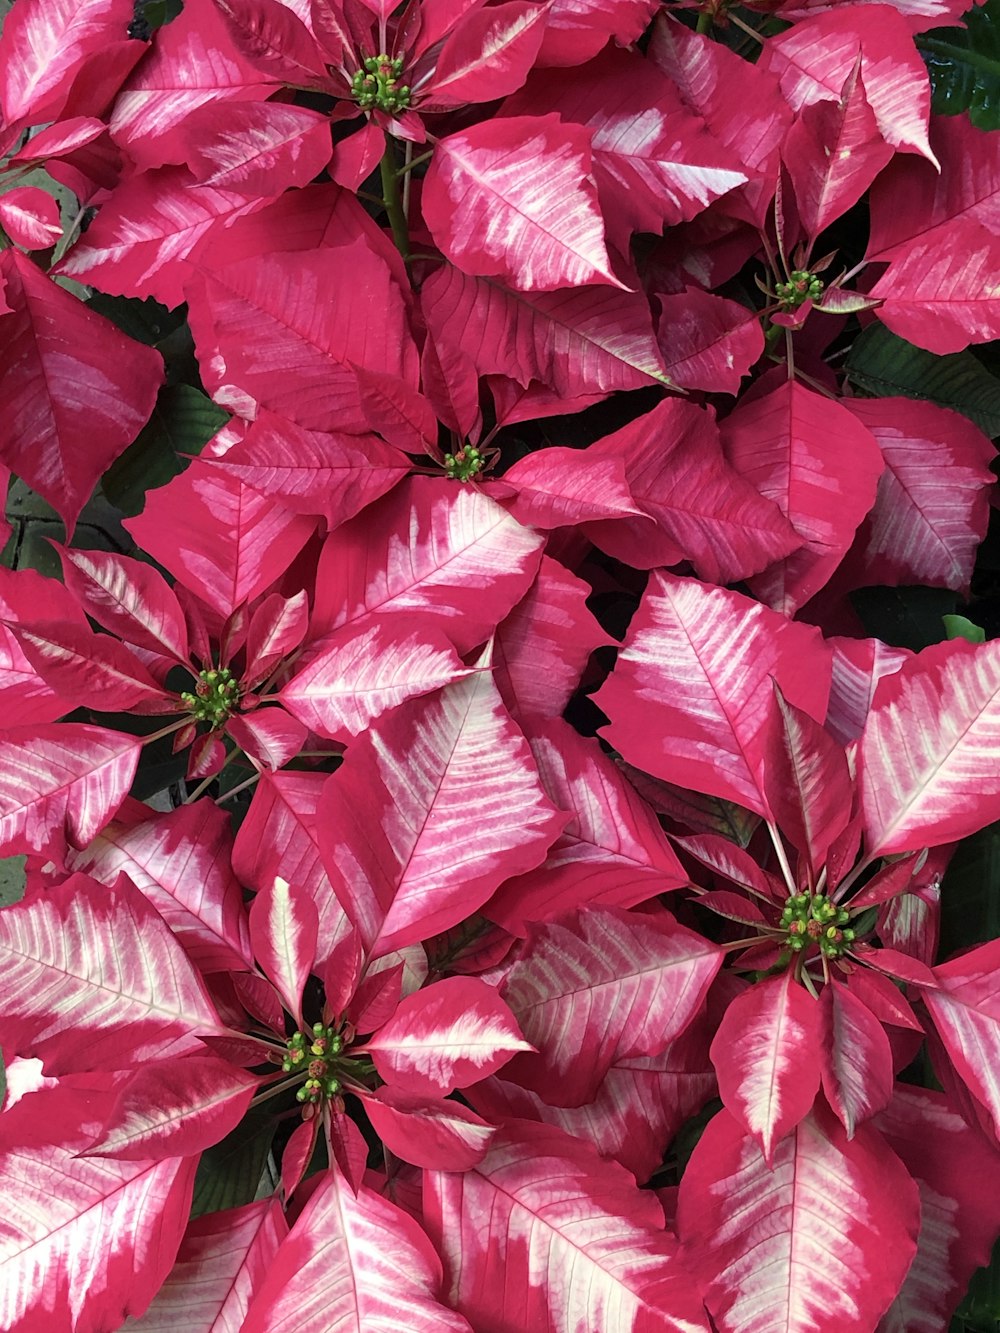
[918,0,1000,130]
[943,613,987,642]
[846,325,1000,437]
[851,585,959,651]
[941,818,1000,955]
[190,1107,277,1218]
[953,1236,1000,1329]
[102,385,229,517]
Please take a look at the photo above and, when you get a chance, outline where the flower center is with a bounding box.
[443,446,485,482]
[282,1022,373,1108]
[775,270,824,309]
[179,666,241,728]
[351,54,411,113]
[780,892,855,958]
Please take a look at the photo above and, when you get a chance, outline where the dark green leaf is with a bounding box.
[190,1106,277,1218]
[846,325,1000,437]
[918,0,1000,130]
[940,819,1000,956]
[3,480,128,575]
[954,1235,1000,1330]
[851,585,958,651]
[102,385,229,517]
[85,293,183,347]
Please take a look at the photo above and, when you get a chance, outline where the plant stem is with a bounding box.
[140,717,188,747]
[728,10,766,42]
[380,132,410,260]
[185,745,241,803]
[696,9,714,33]
[395,147,434,176]
[249,1075,304,1109]
[767,819,797,897]
[832,852,875,904]
[215,769,262,805]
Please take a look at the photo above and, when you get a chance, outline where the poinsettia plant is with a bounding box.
[4,0,1000,1326]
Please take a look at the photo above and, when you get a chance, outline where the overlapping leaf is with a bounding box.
[126,1199,287,1333]
[54,167,266,308]
[423,116,621,291]
[0,874,224,1075]
[844,396,995,592]
[0,249,162,531]
[819,980,895,1138]
[241,1167,473,1332]
[710,972,823,1164]
[422,2,547,108]
[424,1119,710,1333]
[763,6,937,163]
[0,1081,197,1333]
[721,381,885,614]
[655,288,764,395]
[0,724,141,859]
[363,976,531,1096]
[108,0,277,169]
[309,478,545,651]
[486,720,688,933]
[0,0,138,128]
[649,15,790,226]
[176,100,332,195]
[678,1105,920,1332]
[594,573,831,817]
[84,1054,259,1160]
[859,638,1000,854]
[783,62,894,239]
[583,397,802,582]
[318,668,566,958]
[870,218,1000,354]
[502,48,747,252]
[232,770,351,965]
[421,262,670,397]
[185,240,417,432]
[876,1086,1000,1332]
[920,937,1000,1144]
[492,556,610,725]
[124,464,315,618]
[279,619,471,741]
[200,410,410,527]
[57,547,190,663]
[469,1041,717,1186]
[500,905,721,1106]
[65,799,253,973]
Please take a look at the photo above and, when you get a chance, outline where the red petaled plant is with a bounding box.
[1,0,1000,1328]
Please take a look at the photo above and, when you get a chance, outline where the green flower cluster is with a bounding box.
[351,54,411,113]
[283,1023,346,1105]
[443,445,485,481]
[780,892,855,958]
[775,270,824,308]
[179,666,241,727]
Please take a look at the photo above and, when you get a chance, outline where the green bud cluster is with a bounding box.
[775,270,824,307]
[284,1022,347,1105]
[443,446,485,482]
[780,892,855,958]
[179,666,241,727]
[351,54,411,113]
